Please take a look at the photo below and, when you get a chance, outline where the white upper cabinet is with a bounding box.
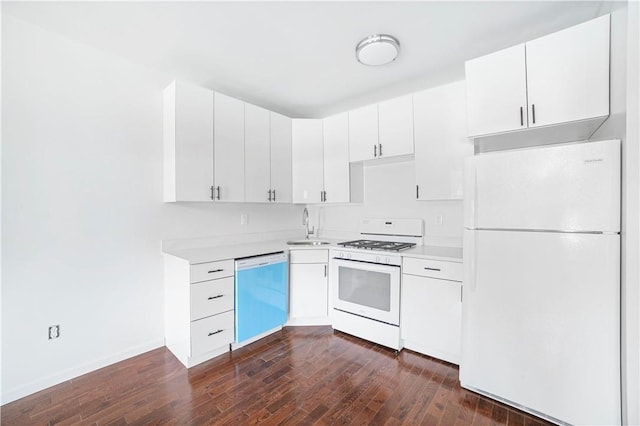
[270,112,293,203]
[292,119,324,204]
[465,14,610,140]
[414,81,472,200]
[244,103,271,203]
[525,14,610,128]
[378,94,415,158]
[245,106,292,203]
[465,44,528,137]
[322,112,351,203]
[348,104,379,162]
[214,93,245,202]
[163,81,214,202]
[349,96,415,163]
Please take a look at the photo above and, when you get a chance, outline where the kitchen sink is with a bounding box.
[286,240,330,246]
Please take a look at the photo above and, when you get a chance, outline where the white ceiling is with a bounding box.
[2,1,615,118]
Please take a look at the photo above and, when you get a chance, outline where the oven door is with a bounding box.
[330,258,401,326]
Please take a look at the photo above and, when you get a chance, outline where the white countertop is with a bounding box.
[163,239,291,264]
[401,245,463,262]
[163,238,462,264]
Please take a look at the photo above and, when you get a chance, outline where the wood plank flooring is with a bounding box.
[1,326,552,425]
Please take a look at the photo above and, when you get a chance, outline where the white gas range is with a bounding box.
[330,218,424,351]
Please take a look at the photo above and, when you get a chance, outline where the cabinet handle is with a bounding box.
[215,186,221,200]
[210,185,215,200]
[520,107,524,126]
[323,191,327,202]
[424,267,441,271]
[532,104,536,124]
[268,189,272,202]
[208,268,224,274]
[461,287,463,303]
[324,265,327,277]
[208,295,224,300]
[379,143,383,157]
[374,144,377,157]
[416,185,419,199]
[208,329,224,337]
[272,189,276,202]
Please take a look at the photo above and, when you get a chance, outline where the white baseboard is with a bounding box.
[1,339,164,406]
[231,326,282,350]
[403,339,460,365]
[286,317,331,326]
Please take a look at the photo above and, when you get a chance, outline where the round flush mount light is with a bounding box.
[355,34,400,66]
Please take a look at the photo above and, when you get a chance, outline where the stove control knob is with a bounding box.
[347,252,352,259]
[375,256,380,263]
[338,251,344,258]
[385,257,390,264]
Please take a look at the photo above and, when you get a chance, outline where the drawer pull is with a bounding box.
[207,295,224,300]
[208,329,224,337]
[424,267,441,271]
[208,269,224,274]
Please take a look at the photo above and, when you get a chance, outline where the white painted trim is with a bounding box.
[231,326,282,350]
[186,345,230,368]
[403,340,459,365]
[286,317,331,326]
[0,339,164,406]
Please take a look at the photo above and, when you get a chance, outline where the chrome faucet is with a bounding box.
[303,207,315,239]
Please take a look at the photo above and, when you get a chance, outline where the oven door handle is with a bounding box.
[330,257,401,271]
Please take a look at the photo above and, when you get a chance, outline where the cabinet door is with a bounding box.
[291,119,323,203]
[289,263,328,319]
[163,81,214,202]
[414,81,472,200]
[526,14,609,128]
[244,103,271,203]
[214,93,245,202]
[322,112,350,203]
[270,112,293,203]
[348,104,379,162]
[465,44,528,137]
[401,274,461,364]
[378,94,414,158]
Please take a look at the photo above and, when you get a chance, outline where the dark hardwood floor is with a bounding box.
[1,326,552,425]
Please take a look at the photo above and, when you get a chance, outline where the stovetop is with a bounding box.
[337,239,416,252]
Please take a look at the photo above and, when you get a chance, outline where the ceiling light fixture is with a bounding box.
[355,34,400,66]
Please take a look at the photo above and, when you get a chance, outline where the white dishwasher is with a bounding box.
[234,252,288,344]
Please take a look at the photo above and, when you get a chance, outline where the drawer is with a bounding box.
[191,310,235,357]
[290,249,328,264]
[402,257,462,282]
[190,277,235,321]
[190,259,234,283]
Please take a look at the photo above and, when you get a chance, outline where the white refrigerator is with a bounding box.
[461,139,621,425]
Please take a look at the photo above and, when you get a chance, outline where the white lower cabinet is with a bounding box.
[288,249,330,325]
[164,255,235,367]
[401,257,462,364]
[190,311,235,358]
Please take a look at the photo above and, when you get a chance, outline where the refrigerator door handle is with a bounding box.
[464,231,477,292]
[463,158,477,229]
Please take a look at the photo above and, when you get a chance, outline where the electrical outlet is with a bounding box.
[240,213,248,225]
[48,325,60,340]
[437,215,444,225]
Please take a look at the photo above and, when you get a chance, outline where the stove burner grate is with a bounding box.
[337,239,416,252]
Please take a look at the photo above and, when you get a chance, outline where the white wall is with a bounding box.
[1,15,303,404]
[310,159,464,247]
[622,1,639,423]
[589,6,640,424]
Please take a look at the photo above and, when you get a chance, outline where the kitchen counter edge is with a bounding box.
[162,240,462,264]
